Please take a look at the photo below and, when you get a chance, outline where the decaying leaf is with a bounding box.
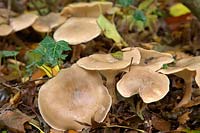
[178,111,191,124]
[97,14,128,47]
[0,109,32,132]
[151,115,171,131]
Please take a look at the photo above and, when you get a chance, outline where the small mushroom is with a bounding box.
[10,13,38,32]
[61,1,113,18]
[159,56,200,108]
[0,24,13,36]
[117,67,170,103]
[54,17,101,62]
[77,48,141,103]
[38,64,111,131]
[32,12,66,33]
[123,47,174,72]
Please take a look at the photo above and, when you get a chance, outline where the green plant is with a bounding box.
[0,50,19,65]
[26,36,71,77]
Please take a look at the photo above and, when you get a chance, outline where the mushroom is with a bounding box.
[10,13,38,32]
[123,47,174,72]
[54,17,101,62]
[117,67,170,103]
[38,64,111,131]
[61,1,113,18]
[0,24,13,36]
[158,56,200,108]
[77,48,141,103]
[32,12,66,33]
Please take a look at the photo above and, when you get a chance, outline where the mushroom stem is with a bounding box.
[175,79,193,109]
[101,71,118,104]
[71,44,82,63]
[175,71,194,109]
[106,75,117,104]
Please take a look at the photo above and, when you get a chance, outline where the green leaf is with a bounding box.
[111,51,123,60]
[26,36,71,69]
[97,15,128,47]
[0,50,19,57]
[117,0,133,7]
[138,0,154,10]
[162,64,168,69]
[134,10,146,22]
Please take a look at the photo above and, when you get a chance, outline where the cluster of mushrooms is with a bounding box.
[38,46,200,131]
[1,1,199,132]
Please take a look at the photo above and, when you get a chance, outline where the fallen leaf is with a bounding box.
[151,115,171,131]
[0,109,32,133]
[178,111,191,124]
[97,14,127,47]
[169,3,191,17]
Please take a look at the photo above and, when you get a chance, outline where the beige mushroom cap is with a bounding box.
[10,13,38,32]
[32,12,66,33]
[136,47,174,71]
[61,1,113,18]
[54,17,101,45]
[0,24,13,36]
[0,8,17,18]
[117,67,170,103]
[38,64,111,131]
[158,56,200,74]
[77,48,141,70]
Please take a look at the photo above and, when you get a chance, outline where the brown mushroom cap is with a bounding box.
[61,1,113,18]
[158,56,200,74]
[136,47,174,71]
[158,57,200,108]
[117,67,170,103]
[38,64,111,131]
[0,24,13,36]
[77,48,141,70]
[53,17,101,45]
[10,13,38,32]
[32,12,66,33]
[0,8,17,18]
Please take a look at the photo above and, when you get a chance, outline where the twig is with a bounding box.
[103,125,146,132]
[1,82,20,91]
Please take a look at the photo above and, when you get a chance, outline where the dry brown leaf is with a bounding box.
[185,96,200,107]
[178,111,191,124]
[0,109,31,133]
[151,115,171,131]
[50,129,78,133]
[9,91,21,105]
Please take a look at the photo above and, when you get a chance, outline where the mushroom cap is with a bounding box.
[61,1,113,18]
[38,64,111,131]
[117,67,170,103]
[0,24,13,36]
[77,48,141,71]
[0,8,17,18]
[53,17,101,45]
[158,56,200,74]
[136,47,174,71]
[10,13,38,32]
[32,12,66,33]
[0,16,7,24]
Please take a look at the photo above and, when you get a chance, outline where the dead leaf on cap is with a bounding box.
[0,109,32,132]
